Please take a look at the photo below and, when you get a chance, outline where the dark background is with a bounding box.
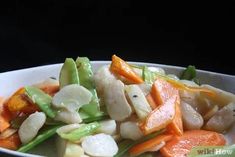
[0,1,234,75]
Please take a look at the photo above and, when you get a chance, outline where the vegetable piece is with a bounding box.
[56,136,85,157]
[52,84,92,111]
[58,122,100,142]
[125,85,152,120]
[64,143,84,157]
[0,128,17,139]
[80,110,109,123]
[19,112,46,144]
[59,58,80,88]
[140,95,178,135]
[82,133,118,157]
[166,102,183,136]
[129,134,172,156]
[143,66,157,84]
[180,65,196,80]
[56,124,81,135]
[25,86,56,118]
[205,102,235,133]
[0,97,10,133]
[180,101,204,130]
[110,54,144,84]
[96,119,116,135]
[104,80,132,121]
[151,78,179,106]
[18,125,61,152]
[201,84,235,107]
[76,57,100,116]
[120,121,143,140]
[114,130,164,157]
[146,94,158,109]
[160,130,226,157]
[0,133,21,150]
[6,88,39,114]
[140,79,180,135]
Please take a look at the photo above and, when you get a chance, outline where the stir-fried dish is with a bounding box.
[0,55,234,157]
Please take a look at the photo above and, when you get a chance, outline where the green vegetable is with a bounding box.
[18,125,61,152]
[80,110,109,123]
[59,58,80,88]
[76,57,100,116]
[143,66,158,84]
[114,130,164,157]
[180,65,196,80]
[58,122,100,141]
[25,86,56,118]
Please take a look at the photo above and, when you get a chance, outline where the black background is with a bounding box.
[0,1,234,75]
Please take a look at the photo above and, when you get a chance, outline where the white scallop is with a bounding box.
[82,133,118,157]
[19,112,46,144]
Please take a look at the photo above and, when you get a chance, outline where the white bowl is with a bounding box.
[0,61,234,157]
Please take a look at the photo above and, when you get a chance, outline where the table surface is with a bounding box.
[0,1,234,75]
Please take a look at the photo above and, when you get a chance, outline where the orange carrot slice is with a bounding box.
[146,94,158,109]
[140,95,177,135]
[0,97,10,133]
[151,78,179,106]
[0,133,21,150]
[110,55,144,84]
[6,88,39,114]
[166,101,183,136]
[160,130,226,157]
[129,134,173,156]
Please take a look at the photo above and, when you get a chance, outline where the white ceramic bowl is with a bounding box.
[0,61,235,157]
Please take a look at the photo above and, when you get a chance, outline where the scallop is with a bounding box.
[120,121,143,140]
[82,133,118,157]
[180,101,204,130]
[55,109,82,124]
[104,80,132,121]
[19,112,46,144]
[96,119,117,135]
[93,66,116,95]
[205,102,235,133]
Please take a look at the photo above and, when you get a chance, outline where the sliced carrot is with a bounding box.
[0,133,21,150]
[110,55,144,84]
[166,78,216,97]
[140,95,177,135]
[160,130,226,157]
[146,94,158,109]
[0,97,11,133]
[6,88,39,114]
[151,78,179,106]
[129,134,173,156]
[166,101,183,136]
[40,85,59,96]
